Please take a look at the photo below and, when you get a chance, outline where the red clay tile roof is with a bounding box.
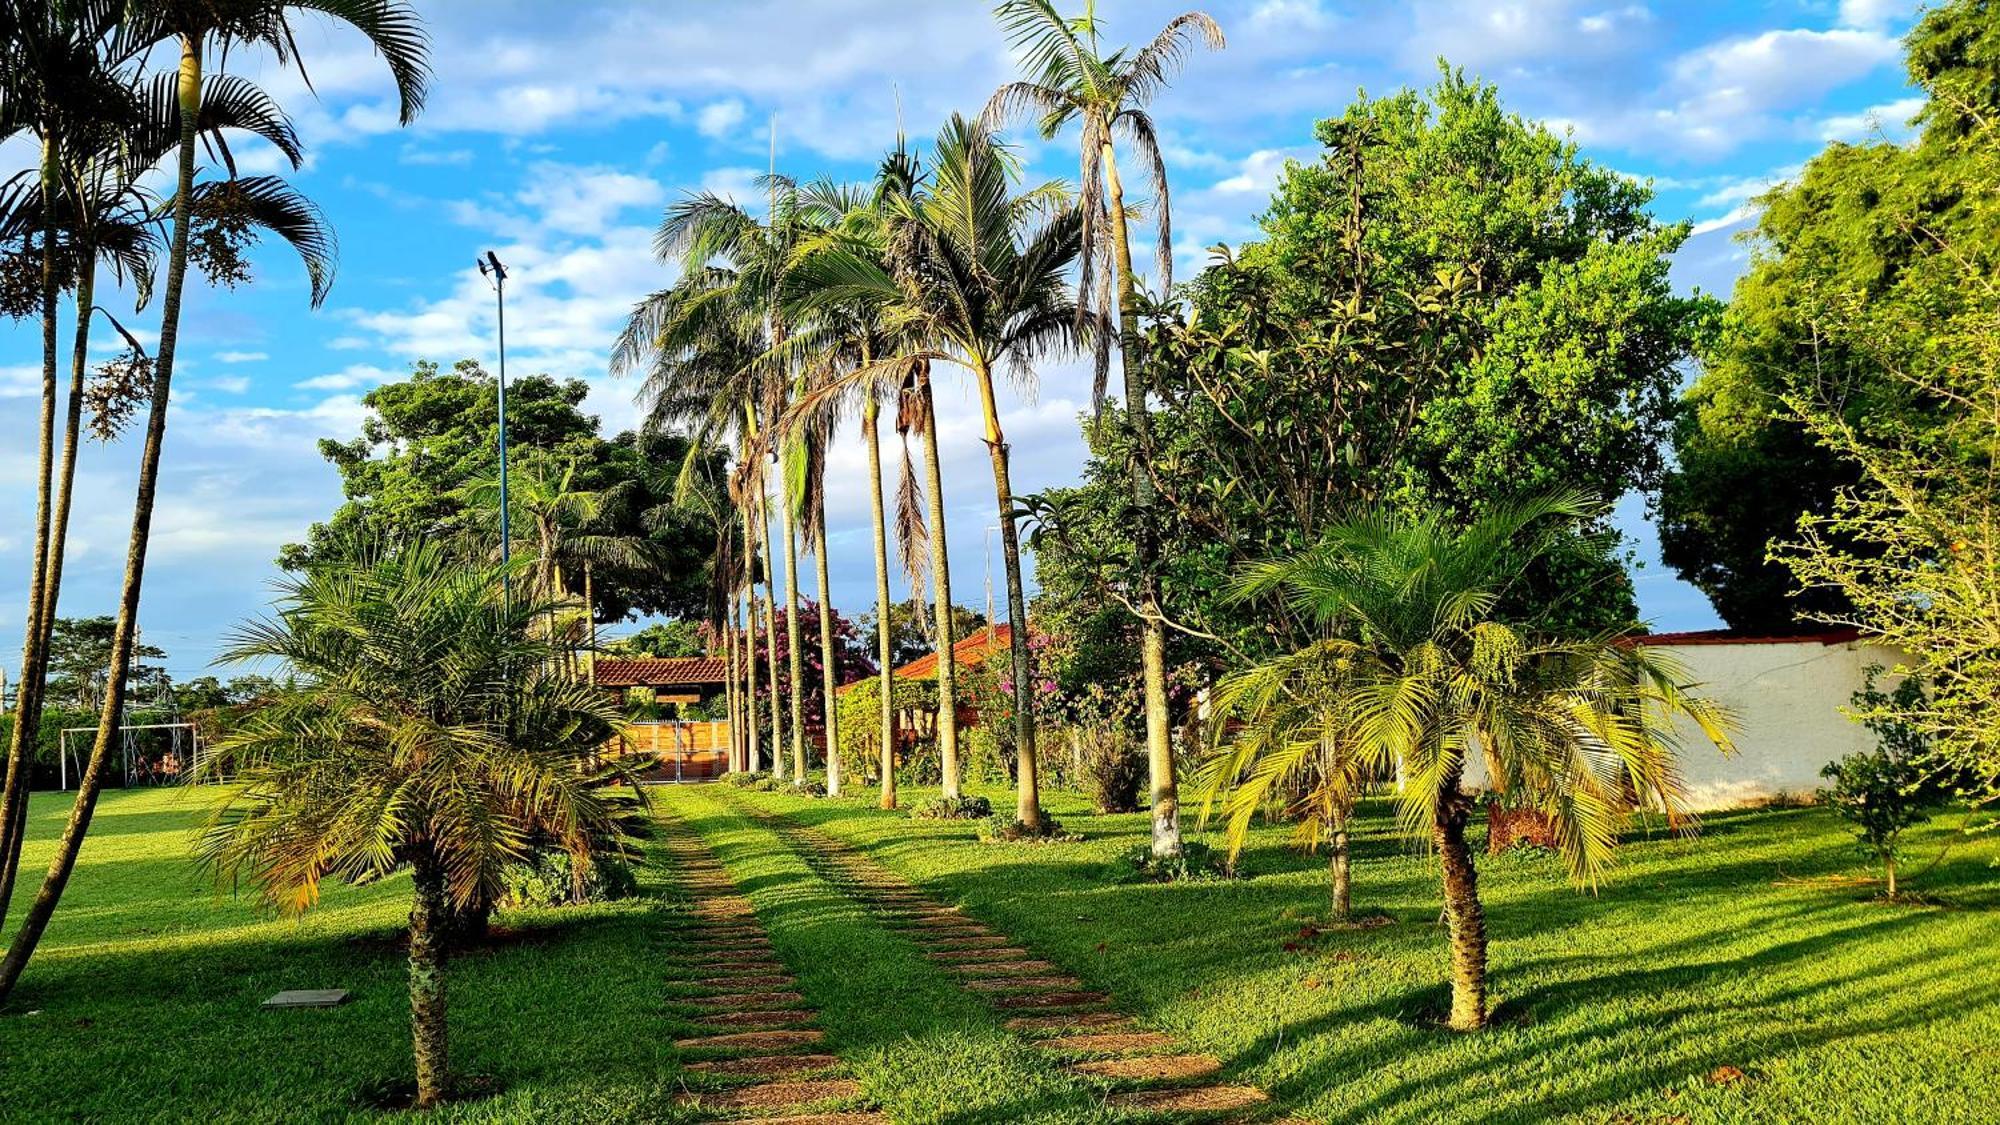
[893,624,1014,681]
[594,656,727,689]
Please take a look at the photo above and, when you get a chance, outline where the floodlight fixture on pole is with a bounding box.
[479,251,511,602]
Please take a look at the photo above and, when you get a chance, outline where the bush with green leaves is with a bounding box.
[1820,670,1947,898]
[499,852,639,909]
[1112,839,1234,883]
[910,794,993,821]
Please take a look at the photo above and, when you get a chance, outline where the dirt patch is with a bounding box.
[1107,1085,1268,1113]
[1006,1011,1132,1033]
[1044,1031,1177,1054]
[993,990,1109,1010]
[685,991,806,1009]
[685,1053,841,1078]
[697,1009,815,1028]
[1070,1054,1222,1081]
[675,1028,827,1051]
[965,975,1082,992]
[928,946,1030,963]
[680,1078,861,1111]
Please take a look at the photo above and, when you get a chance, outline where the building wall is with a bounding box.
[1650,636,1906,810]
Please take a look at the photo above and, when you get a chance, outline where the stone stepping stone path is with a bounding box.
[720,795,1275,1121]
[655,811,886,1124]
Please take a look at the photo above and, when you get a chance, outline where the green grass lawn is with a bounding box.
[0,786,695,1123]
[2,780,1996,1123]
[706,781,2000,1125]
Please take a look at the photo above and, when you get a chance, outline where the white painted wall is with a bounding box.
[1650,635,1906,810]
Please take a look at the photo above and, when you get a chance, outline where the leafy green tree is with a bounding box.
[193,540,643,1108]
[1032,70,1707,692]
[1660,0,1999,632]
[985,0,1224,860]
[617,620,709,659]
[1819,670,1945,898]
[858,597,987,668]
[1197,494,1732,1030]
[43,615,168,713]
[287,360,718,622]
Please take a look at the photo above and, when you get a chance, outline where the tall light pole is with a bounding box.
[478,251,510,601]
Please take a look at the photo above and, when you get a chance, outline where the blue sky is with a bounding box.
[0,0,1932,680]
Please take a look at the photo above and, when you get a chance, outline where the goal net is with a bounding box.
[56,722,204,790]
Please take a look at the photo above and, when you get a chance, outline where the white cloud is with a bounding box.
[207,375,253,394]
[1212,147,1310,195]
[1837,0,1917,31]
[513,164,666,236]
[295,363,401,392]
[697,98,748,139]
[216,350,269,364]
[1816,95,1925,142]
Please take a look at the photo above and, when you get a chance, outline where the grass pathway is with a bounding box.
[715,789,1290,1123]
[656,806,882,1122]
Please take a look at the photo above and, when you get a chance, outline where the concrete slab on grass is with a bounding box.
[262,989,351,1009]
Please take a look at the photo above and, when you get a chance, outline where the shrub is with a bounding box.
[1112,840,1235,883]
[1069,727,1144,813]
[1820,669,1950,897]
[500,851,639,909]
[723,770,770,789]
[978,814,1080,843]
[911,794,993,821]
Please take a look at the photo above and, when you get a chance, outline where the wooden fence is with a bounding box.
[618,720,731,782]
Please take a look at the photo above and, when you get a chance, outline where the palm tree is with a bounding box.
[986,0,1223,859]
[614,252,788,776]
[1197,494,1734,1030]
[784,143,970,801]
[194,540,645,1108]
[0,0,428,1007]
[887,117,1083,830]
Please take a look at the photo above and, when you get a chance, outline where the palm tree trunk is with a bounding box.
[408,856,452,1108]
[864,397,898,810]
[0,139,64,929]
[1435,786,1488,1031]
[813,496,841,797]
[970,360,1042,831]
[1330,811,1352,922]
[781,506,808,785]
[0,35,202,1005]
[1101,140,1179,859]
[758,490,787,780]
[915,368,961,798]
[739,517,763,773]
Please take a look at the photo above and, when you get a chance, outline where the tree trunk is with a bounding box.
[0,37,202,1005]
[1886,853,1898,899]
[1330,813,1352,922]
[740,515,764,773]
[864,396,898,810]
[915,368,961,799]
[0,138,62,931]
[1101,140,1180,860]
[758,491,787,780]
[408,857,452,1108]
[781,512,807,785]
[1435,789,1488,1031]
[970,360,1042,831]
[813,495,840,796]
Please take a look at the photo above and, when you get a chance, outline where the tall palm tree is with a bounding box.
[986,0,1223,859]
[195,540,645,1108]
[0,0,428,1006]
[1197,494,1734,1030]
[614,251,788,776]
[886,116,1083,830]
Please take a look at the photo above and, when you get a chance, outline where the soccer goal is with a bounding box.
[56,722,204,790]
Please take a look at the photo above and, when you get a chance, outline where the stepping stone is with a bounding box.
[948,959,1058,976]
[1070,1054,1222,1081]
[261,989,351,1009]
[927,941,1024,959]
[708,951,787,967]
[1107,1086,1268,1114]
[698,1009,816,1028]
[680,1078,861,1111]
[1045,1031,1179,1054]
[692,964,792,980]
[754,1114,889,1125]
[927,933,1013,948]
[675,1029,827,1051]
[1006,1012,1133,1033]
[685,991,806,1010]
[688,941,775,956]
[992,991,1109,1010]
[965,975,1083,992]
[685,1053,840,1077]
